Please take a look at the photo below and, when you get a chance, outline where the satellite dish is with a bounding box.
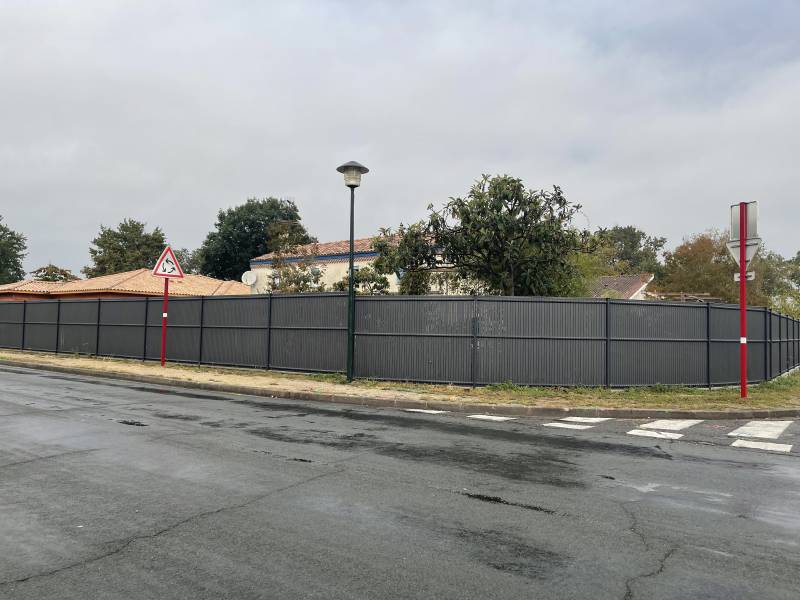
[241,271,257,286]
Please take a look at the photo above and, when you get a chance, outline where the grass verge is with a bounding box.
[1,349,798,410]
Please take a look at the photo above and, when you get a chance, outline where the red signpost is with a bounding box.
[728,202,759,399]
[738,202,747,398]
[152,246,185,367]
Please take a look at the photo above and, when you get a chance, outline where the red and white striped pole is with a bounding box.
[738,202,747,398]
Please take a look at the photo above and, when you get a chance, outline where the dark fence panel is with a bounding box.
[356,297,473,383]
[477,298,605,386]
[0,302,24,348]
[59,300,99,354]
[610,302,706,386]
[201,296,270,367]
[145,298,202,363]
[22,301,58,352]
[0,293,797,387]
[269,294,347,373]
[99,299,147,359]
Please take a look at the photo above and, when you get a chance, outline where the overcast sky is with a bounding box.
[2,0,799,277]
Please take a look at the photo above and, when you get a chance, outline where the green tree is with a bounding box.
[657,231,795,307]
[332,266,390,295]
[374,175,590,296]
[373,223,436,294]
[30,264,79,282]
[173,248,202,275]
[566,238,621,297]
[198,198,313,281]
[595,225,666,277]
[265,223,325,293]
[0,216,27,284]
[82,219,166,278]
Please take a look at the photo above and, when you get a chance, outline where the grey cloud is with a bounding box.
[0,0,798,276]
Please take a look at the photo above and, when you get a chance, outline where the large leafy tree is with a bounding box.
[0,216,27,284]
[30,264,79,282]
[198,198,313,280]
[658,230,795,307]
[374,175,590,296]
[83,219,166,278]
[595,225,666,277]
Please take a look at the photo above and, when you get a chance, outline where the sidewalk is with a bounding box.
[1,349,799,419]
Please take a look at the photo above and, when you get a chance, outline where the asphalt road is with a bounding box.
[1,365,798,600]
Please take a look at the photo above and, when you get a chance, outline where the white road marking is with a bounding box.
[560,417,612,423]
[404,409,449,414]
[543,422,594,430]
[731,439,793,453]
[466,415,516,422]
[627,429,683,440]
[727,420,793,440]
[640,419,704,431]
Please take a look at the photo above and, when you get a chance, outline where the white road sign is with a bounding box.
[152,246,185,279]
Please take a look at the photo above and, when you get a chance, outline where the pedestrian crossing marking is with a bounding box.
[627,429,683,440]
[731,439,792,453]
[561,417,612,423]
[467,415,516,422]
[727,420,793,440]
[640,419,704,431]
[543,422,594,430]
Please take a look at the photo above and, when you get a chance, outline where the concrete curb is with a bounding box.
[1,357,799,420]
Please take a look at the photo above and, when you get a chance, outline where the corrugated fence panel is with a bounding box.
[477,298,605,386]
[479,338,605,386]
[270,294,347,372]
[23,301,58,352]
[59,301,98,354]
[356,297,472,383]
[0,302,23,347]
[201,296,269,367]
[0,294,794,387]
[146,298,201,363]
[99,299,147,359]
[610,302,706,386]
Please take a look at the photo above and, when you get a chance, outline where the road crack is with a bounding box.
[0,468,343,588]
[623,545,678,600]
[0,448,98,471]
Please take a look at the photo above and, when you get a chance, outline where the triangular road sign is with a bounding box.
[726,238,760,269]
[152,246,185,278]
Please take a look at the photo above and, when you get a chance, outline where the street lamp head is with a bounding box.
[336,161,369,188]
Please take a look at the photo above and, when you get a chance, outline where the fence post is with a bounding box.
[197,296,205,365]
[767,308,773,379]
[94,298,102,356]
[605,298,611,388]
[55,299,61,354]
[470,296,478,388]
[779,313,783,375]
[265,293,273,369]
[142,297,149,361]
[706,303,712,389]
[20,300,27,350]
[764,308,769,381]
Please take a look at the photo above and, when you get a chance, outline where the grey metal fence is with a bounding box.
[0,293,798,387]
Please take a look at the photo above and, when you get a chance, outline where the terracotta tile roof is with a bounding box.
[0,280,68,293]
[0,269,249,297]
[588,274,654,299]
[252,237,380,262]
